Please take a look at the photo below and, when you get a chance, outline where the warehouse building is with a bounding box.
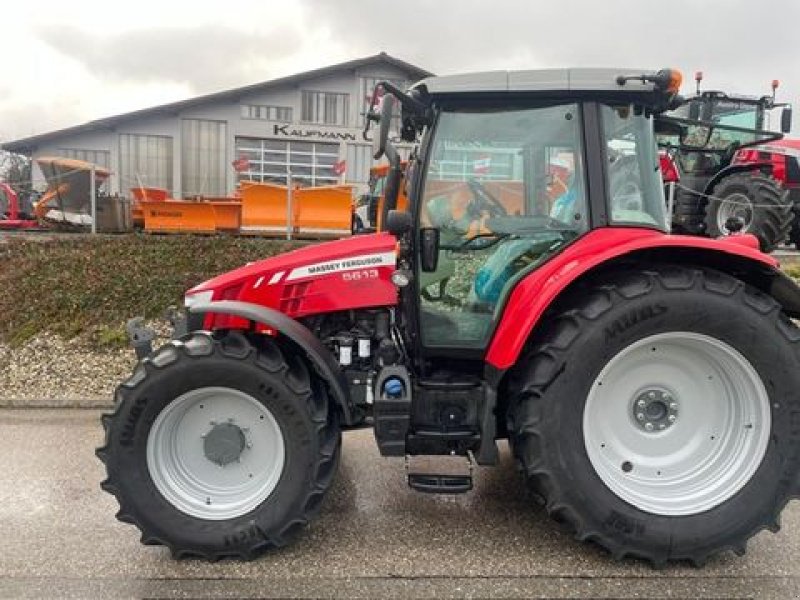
[2,53,432,197]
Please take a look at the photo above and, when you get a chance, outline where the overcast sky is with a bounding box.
[1,0,798,141]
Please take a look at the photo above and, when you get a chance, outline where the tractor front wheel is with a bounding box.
[96,330,341,560]
[508,265,800,565]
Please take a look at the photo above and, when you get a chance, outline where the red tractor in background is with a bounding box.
[658,74,793,252]
[98,67,800,567]
[0,182,38,229]
[733,137,800,248]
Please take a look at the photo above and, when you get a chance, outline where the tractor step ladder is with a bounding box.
[406,451,474,494]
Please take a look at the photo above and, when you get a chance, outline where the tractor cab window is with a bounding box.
[418,103,588,349]
[602,105,667,230]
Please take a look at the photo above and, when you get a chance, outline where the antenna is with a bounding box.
[695,71,703,95]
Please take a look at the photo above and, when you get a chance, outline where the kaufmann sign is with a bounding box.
[272,124,357,141]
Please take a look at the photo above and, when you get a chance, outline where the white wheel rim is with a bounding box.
[147,387,285,520]
[717,193,754,234]
[583,332,770,516]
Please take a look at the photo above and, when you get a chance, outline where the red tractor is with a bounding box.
[0,182,38,229]
[659,76,794,252]
[98,68,800,566]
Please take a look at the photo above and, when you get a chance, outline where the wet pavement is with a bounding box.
[1,409,800,599]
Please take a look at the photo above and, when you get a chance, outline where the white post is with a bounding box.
[286,168,293,241]
[90,164,97,234]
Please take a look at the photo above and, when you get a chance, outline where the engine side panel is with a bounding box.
[188,233,399,330]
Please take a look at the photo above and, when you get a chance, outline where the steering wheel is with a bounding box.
[466,179,508,219]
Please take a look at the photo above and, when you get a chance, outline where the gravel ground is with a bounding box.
[0,322,170,407]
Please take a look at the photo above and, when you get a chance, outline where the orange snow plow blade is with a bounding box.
[240,182,291,234]
[141,200,218,234]
[294,185,354,238]
[130,187,169,228]
[240,182,354,237]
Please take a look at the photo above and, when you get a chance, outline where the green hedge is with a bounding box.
[0,234,304,346]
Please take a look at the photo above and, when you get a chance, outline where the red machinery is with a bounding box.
[0,182,38,229]
[99,68,800,566]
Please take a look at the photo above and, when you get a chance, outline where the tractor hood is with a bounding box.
[185,233,399,320]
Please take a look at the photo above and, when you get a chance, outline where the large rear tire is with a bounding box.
[97,330,341,560]
[508,265,800,566]
[704,173,791,253]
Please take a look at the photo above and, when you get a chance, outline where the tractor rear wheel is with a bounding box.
[704,173,791,252]
[96,330,341,560]
[508,265,800,566]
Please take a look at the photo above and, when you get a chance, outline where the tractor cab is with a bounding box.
[368,69,678,358]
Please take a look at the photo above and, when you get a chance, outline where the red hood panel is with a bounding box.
[189,233,399,321]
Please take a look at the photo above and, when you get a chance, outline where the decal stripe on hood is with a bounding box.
[285,251,396,282]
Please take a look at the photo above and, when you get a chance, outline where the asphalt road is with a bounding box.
[2,409,800,599]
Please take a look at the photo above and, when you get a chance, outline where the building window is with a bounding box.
[181,119,227,197]
[241,105,293,122]
[360,76,406,125]
[301,91,349,127]
[118,134,173,194]
[235,137,339,187]
[59,148,111,168]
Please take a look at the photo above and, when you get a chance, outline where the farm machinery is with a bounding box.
[98,67,800,566]
[659,75,794,251]
[0,182,38,229]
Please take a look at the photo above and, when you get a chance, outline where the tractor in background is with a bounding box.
[660,73,793,252]
[0,182,38,230]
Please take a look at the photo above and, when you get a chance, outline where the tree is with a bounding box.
[0,150,32,195]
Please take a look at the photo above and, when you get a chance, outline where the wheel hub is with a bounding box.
[632,389,678,432]
[203,421,247,466]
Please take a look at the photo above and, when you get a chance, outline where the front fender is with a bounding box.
[485,227,792,370]
[190,300,353,425]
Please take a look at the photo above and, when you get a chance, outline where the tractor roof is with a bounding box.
[412,68,666,96]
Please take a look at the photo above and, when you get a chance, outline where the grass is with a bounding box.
[782,263,800,280]
[0,234,304,347]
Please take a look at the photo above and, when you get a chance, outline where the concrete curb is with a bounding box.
[0,397,112,409]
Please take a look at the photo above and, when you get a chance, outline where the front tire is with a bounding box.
[97,330,341,560]
[508,265,800,565]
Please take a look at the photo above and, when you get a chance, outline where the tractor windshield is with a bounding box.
[417,103,589,349]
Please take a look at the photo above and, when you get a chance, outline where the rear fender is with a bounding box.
[703,162,773,195]
[190,300,353,425]
[485,228,800,371]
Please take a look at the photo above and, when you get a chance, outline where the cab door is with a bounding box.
[415,102,591,353]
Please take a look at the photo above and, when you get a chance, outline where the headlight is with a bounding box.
[184,289,214,309]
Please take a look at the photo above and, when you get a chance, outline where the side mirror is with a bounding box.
[781,107,792,134]
[419,228,440,272]
[385,210,411,236]
[679,124,713,149]
[372,95,395,160]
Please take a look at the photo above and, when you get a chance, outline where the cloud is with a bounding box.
[35,24,305,93]
[299,0,800,98]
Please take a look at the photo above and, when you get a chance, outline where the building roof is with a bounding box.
[3,52,433,154]
[414,68,661,95]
